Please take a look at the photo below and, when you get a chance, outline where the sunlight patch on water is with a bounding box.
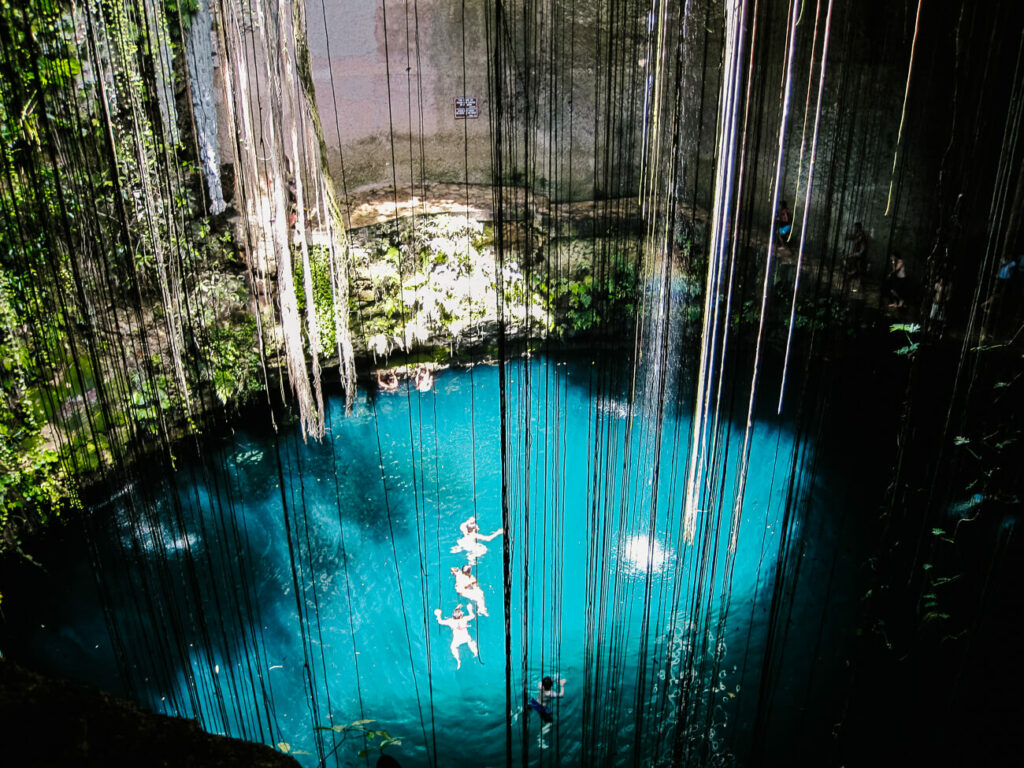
[620,533,670,575]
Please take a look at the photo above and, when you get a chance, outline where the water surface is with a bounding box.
[2,355,841,766]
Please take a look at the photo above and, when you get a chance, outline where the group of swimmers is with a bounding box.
[376,366,433,393]
[433,516,503,669]
[433,516,567,729]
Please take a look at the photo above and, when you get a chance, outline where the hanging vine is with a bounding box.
[0,0,359,539]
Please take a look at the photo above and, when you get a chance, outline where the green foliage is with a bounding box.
[531,261,639,336]
[205,315,262,406]
[0,0,261,550]
[0,267,76,540]
[782,295,851,334]
[163,0,199,20]
[890,322,920,356]
[192,271,263,405]
[127,368,171,431]
[351,215,496,353]
[350,215,644,352]
[315,718,403,762]
[293,245,342,357]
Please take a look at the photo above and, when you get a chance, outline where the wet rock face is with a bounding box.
[0,659,299,767]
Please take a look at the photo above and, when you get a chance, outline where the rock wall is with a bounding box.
[305,0,492,192]
[303,0,652,200]
[0,659,300,767]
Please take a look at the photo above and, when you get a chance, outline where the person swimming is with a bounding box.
[528,675,566,725]
[376,369,399,392]
[434,604,478,669]
[450,516,504,564]
[538,675,566,699]
[414,366,433,392]
[452,564,488,616]
[527,697,554,724]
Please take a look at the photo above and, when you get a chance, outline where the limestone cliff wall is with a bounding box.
[304,0,654,200]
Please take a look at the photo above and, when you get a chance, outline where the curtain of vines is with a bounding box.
[0,0,358,548]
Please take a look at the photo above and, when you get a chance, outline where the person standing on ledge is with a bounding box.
[451,516,504,564]
[887,252,907,308]
[434,604,478,669]
[775,200,793,247]
[845,222,868,288]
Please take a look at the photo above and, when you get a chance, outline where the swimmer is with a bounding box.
[414,366,433,392]
[527,696,554,724]
[434,603,478,669]
[528,675,565,734]
[376,370,399,392]
[450,516,504,564]
[452,564,488,617]
[538,675,566,699]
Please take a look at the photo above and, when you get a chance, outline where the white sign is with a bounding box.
[455,97,479,119]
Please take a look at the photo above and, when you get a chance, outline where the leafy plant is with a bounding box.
[314,719,403,762]
[0,267,76,542]
[890,323,921,356]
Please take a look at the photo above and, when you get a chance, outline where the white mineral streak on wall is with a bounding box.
[186,0,226,214]
[266,0,322,440]
[144,0,180,148]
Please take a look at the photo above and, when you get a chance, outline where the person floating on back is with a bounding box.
[451,516,504,564]
[434,603,478,669]
[452,564,488,616]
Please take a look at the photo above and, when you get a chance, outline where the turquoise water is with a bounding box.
[5,355,826,766]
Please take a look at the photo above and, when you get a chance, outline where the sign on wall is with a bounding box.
[455,97,479,119]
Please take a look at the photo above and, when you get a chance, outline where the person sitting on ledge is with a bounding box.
[775,200,793,247]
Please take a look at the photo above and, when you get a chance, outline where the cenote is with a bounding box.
[4,352,859,767]
[2,0,1023,766]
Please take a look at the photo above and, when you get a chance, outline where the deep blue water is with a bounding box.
[1,355,854,766]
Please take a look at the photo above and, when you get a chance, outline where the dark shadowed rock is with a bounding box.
[0,659,299,767]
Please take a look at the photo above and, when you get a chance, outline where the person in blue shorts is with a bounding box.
[528,675,566,724]
[775,200,793,247]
